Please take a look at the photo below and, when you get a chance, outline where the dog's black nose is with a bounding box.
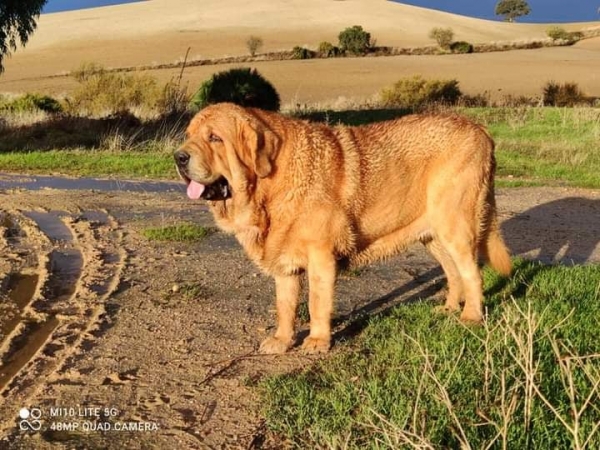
[174,150,190,167]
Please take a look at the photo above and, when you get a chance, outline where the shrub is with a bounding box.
[318,41,339,58]
[501,94,537,107]
[450,41,474,54]
[428,27,454,49]
[67,63,164,116]
[380,76,462,109]
[460,93,490,107]
[568,31,584,42]
[189,67,280,112]
[543,81,586,106]
[71,61,105,82]
[157,78,190,117]
[546,26,570,41]
[291,46,315,60]
[0,93,62,113]
[338,25,372,56]
[246,35,263,57]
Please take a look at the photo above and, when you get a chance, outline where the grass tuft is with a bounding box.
[142,223,214,242]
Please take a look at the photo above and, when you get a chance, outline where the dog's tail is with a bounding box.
[476,139,512,276]
[483,224,512,276]
[479,170,512,276]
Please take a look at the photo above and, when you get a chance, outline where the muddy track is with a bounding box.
[0,208,126,434]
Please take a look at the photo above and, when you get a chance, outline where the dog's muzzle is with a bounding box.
[174,150,190,170]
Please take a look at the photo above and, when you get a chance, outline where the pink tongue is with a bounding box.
[187,180,205,200]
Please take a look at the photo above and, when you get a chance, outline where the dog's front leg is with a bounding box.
[259,274,300,354]
[302,247,336,353]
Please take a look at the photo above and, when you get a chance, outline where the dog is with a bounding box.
[174,103,511,354]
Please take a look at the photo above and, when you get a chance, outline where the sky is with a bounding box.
[42,0,600,23]
[42,0,144,14]
[393,0,599,23]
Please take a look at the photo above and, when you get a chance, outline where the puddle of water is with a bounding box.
[0,317,60,391]
[0,213,23,239]
[0,274,40,340]
[47,249,83,300]
[0,173,184,194]
[22,211,73,242]
[80,210,110,225]
[0,214,84,392]
[0,250,81,392]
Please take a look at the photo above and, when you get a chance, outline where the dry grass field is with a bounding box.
[1,0,599,104]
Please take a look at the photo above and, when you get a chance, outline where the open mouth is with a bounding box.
[182,175,231,201]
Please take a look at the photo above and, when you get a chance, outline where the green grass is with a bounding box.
[260,260,600,449]
[465,107,600,188]
[0,149,174,179]
[0,107,598,187]
[142,223,213,242]
[297,106,600,189]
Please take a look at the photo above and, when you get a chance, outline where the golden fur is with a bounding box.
[177,103,512,354]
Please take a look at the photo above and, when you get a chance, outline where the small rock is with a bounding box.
[171,284,180,293]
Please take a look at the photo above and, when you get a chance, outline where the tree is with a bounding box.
[428,27,454,49]
[495,0,531,22]
[0,0,47,73]
[338,25,372,56]
[246,35,263,57]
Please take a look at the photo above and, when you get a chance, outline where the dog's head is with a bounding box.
[174,103,281,201]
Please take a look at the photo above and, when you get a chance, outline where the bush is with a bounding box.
[67,63,164,116]
[568,31,584,41]
[338,25,372,56]
[157,78,190,117]
[189,67,280,112]
[428,27,454,49]
[246,35,263,57]
[71,61,105,83]
[460,93,490,107]
[0,93,62,113]
[380,76,462,109]
[318,41,339,58]
[543,81,587,106]
[450,41,474,54]
[291,46,316,60]
[546,26,570,41]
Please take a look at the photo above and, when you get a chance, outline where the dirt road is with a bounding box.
[0,185,598,449]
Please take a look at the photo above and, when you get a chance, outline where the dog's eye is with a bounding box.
[208,133,222,143]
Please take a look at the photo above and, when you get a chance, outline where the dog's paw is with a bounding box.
[434,304,460,315]
[301,337,331,354]
[459,308,484,324]
[259,336,292,354]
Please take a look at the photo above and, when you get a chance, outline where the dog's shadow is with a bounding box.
[501,196,599,265]
[330,266,445,343]
[326,196,599,344]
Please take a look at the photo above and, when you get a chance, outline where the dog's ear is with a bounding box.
[240,119,280,178]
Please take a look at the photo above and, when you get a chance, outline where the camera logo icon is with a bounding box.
[19,407,42,431]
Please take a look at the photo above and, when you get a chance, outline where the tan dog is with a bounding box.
[174,103,511,354]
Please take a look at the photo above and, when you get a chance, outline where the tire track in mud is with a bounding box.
[0,208,126,432]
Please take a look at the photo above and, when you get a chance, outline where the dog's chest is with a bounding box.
[235,228,306,276]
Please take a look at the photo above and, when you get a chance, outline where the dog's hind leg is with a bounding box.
[436,220,484,323]
[425,239,463,312]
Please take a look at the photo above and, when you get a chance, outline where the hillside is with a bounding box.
[0,0,598,103]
